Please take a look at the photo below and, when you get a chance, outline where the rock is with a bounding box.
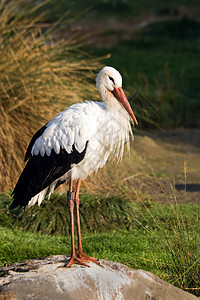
[0,256,198,300]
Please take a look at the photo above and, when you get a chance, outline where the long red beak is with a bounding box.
[112,87,138,125]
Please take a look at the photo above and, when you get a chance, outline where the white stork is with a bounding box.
[10,66,138,267]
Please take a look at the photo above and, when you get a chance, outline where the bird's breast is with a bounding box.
[71,109,132,180]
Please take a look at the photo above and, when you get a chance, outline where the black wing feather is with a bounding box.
[10,143,88,209]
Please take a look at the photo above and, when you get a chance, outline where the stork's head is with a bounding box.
[96,66,138,125]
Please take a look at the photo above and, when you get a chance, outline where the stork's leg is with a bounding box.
[74,179,99,265]
[74,179,83,255]
[66,178,88,267]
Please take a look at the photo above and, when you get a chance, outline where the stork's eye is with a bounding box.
[109,76,115,84]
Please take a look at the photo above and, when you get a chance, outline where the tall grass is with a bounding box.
[163,206,200,296]
[0,0,101,192]
[128,178,200,297]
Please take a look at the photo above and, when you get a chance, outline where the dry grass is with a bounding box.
[0,0,102,191]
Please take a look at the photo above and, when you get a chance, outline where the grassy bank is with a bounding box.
[0,192,199,235]
[0,225,158,271]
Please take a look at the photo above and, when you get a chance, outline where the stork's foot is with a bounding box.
[76,250,100,265]
[65,251,99,267]
[66,255,89,268]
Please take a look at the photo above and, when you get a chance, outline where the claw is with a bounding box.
[76,250,100,265]
[65,255,89,268]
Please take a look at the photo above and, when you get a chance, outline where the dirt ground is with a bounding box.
[126,129,200,204]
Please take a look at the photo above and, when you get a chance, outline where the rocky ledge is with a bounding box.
[0,255,198,300]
